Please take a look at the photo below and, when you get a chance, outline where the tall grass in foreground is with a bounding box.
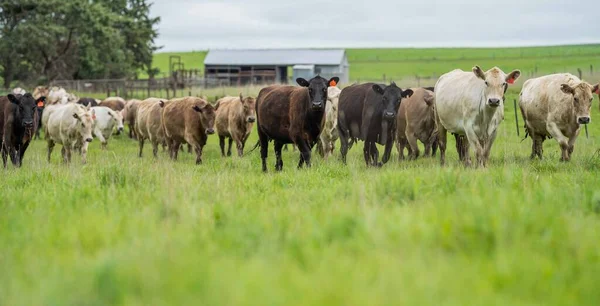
[1,91,600,305]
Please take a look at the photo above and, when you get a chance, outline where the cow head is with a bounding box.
[297,75,340,112]
[192,100,216,135]
[560,82,598,125]
[473,66,521,108]
[239,94,256,123]
[8,93,45,129]
[33,86,49,100]
[72,105,94,143]
[108,109,125,132]
[372,82,413,121]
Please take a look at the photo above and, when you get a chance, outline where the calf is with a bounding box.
[435,66,521,167]
[0,94,46,168]
[135,98,168,158]
[396,87,437,160]
[520,73,599,161]
[256,75,339,172]
[91,106,124,149]
[317,86,342,159]
[338,82,413,167]
[215,94,256,157]
[122,99,142,139]
[162,97,216,164]
[45,103,95,164]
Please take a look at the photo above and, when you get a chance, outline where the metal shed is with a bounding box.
[203,49,349,86]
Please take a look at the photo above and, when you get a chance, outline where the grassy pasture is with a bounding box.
[2,89,600,305]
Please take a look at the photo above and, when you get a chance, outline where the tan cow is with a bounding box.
[135,98,168,158]
[396,87,436,160]
[215,94,256,157]
[519,73,599,161]
[99,97,126,111]
[162,97,216,164]
[122,99,142,139]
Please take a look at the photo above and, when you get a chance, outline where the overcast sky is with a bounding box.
[151,0,599,52]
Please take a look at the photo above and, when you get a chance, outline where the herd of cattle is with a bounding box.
[1,66,599,171]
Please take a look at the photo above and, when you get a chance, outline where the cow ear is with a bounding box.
[560,84,575,95]
[472,66,486,80]
[192,105,203,113]
[592,83,600,95]
[328,77,339,87]
[424,93,434,106]
[86,103,91,110]
[8,94,19,104]
[159,100,165,108]
[239,93,244,103]
[296,78,310,87]
[506,70,521,84]
[372,84,385,95]
[401,89,414,99]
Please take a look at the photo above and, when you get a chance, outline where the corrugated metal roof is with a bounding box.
[204,49,345,66]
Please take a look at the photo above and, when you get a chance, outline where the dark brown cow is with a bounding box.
[0,94,46,168]
[162,97,216,164]
[396,87,437,160]
[255,75,339,172]
[338,82,413,167]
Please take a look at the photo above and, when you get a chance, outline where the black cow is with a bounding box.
[0,93,46,168]
[338,82,413,167]
[77,97,99,107]
[255,75,339,172]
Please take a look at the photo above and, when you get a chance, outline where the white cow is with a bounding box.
[45,103,95,164]
[519,73,599,161]
[318,86,342,159]
[435,66,521,167]
[91,106,124,149]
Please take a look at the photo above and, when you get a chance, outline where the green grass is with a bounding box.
[146,44,600,82]
[2,90,600,305]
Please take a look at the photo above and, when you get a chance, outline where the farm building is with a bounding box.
[203,49,349,86]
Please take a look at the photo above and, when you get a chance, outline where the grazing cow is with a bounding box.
[338,82,413,167]
[77,98,99,107]
[435,66,521,167]
[45,103,95,164]
[256,76,339,172]
[215,94,256,157]
[135,98,168,158]
[0,94,46,168]
[122,99,142,139]
[317,86,342,159]
[519,73,599,161]
[162,97,216,164]
[12,88,26,95]
[91,106,124,149]
[396,87,437,160]
[99,97,126,111]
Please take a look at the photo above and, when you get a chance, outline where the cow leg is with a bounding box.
[482,129,498,167]
[297,139,312,169]
[546,122,570,162]
[407,133,419,160]
[19,142,30,167]
[81,142,89,164]
[257,128,269,172]
[46,140,55,163]
[397,137,407,161]
[151,140,159,158]
[227,138,233,157]
[194,144,204,165]
[219,135,226,157]
[381,136,394,165]
[431,136,438,157]
[567,127,581,161]
[235,137,244,157]
[95,129,107,150]
[339,128,350,164]
[363,141,372,167]
[173,142,181,161]
[530,132,540,159]
[464,127,483,167]
[371,142,381,167]
[437,125,447,166]
[138,138,145,158]
[274,141,284,171]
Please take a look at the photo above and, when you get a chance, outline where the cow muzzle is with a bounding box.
[578,116,591,125]
[311,101,324,111]
[85,138,93,143]
[383,111,396,120]
[488,98,501,107]
[205,128,215,135]
[247,117,256,123]
[22,120,34,127]
[118,127,124,132]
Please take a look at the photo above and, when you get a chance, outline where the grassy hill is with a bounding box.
[147,44,600,82]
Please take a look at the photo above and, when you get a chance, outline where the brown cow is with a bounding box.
[99,97,126,111]
[122,99,142,139]
[135,98,167,158]
[162,97,216,164]
[396,87,437,160]
[215,94,256,157]
[256,75,339,172]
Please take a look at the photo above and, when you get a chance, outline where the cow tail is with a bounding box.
[243,140,261,156]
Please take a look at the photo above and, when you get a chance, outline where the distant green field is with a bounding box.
[147,44,600,83]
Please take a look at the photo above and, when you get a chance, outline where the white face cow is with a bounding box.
[472,66,521,108]
[73,105,95,143]
[560,82,599,125]
[109,109,125,132]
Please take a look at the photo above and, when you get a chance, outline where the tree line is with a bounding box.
[0,0,160,89]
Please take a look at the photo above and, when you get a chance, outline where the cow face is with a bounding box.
[327,86,342,122]
[560,83,598,125]
[73,107,94,143]
[473,66,521,108]
[371,82,413,121]
[297,76,340,112]
[8,93,44,128]
[240,94,256,123]
[108,109,125,132]
[192,103,216,135]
